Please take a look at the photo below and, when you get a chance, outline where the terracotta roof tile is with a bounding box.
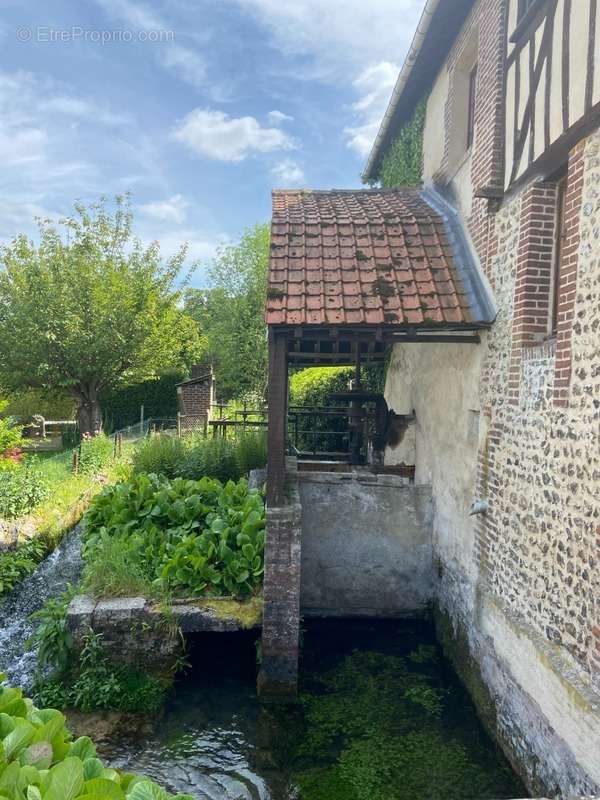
[266,188,492,329]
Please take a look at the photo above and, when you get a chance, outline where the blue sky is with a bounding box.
[0,0,423,285]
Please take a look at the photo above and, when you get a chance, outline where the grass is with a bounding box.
[0,444,135,598]
[30,445,134,546]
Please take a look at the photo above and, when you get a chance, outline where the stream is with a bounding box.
[0,529,83,690]
[100,621,527,800]
[0,543,527,799]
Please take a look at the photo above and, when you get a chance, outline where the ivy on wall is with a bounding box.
[376,98,427,188]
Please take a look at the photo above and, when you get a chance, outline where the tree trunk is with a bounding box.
[74,384,103,436]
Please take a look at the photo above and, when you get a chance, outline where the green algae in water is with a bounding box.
[288,651,519,799]
[280,621,525,800]
[97,622,526,800]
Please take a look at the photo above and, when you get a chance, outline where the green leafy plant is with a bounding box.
[81,473,265,599]
[376,98,427,188]
[131,435,186,479]
[34,631,168,715]
[78,433,114,475]
[0,674,193,798]
[0,539,48,596]
[131,431,267,484]
[28,587,78,672]
[0,464,49,519]
[175,436,239,483]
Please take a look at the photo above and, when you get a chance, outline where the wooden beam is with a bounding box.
[267,329,288,507]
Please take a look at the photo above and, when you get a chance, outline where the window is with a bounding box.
[467,65,478,151]
[550,176,567,335]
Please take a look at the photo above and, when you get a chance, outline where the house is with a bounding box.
[362,0,600,793]
[262,0,599,793]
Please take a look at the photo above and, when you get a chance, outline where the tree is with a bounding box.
[185,224,269,401]
[0,197,205,434]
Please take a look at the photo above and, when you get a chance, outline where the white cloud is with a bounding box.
[42,96,131,127]
[0,128,47,167]
[172,109,294,162]
[94,0,208,91]
[268,109,294,124]
[94,0,165,32]
[232,0,422,77]
[344,61,399,157]
[139,194,189,224]
[271,158,304,185]
[159,45,207,89]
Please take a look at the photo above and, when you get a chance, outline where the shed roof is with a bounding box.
[176,372,212,387]
[266,188,495,329]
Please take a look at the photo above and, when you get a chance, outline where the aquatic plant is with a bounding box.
[0,674,193,799]
[290,648,521,800]
[81,474,265,599]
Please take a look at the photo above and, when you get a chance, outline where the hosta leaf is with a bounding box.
[27,787,42,800]
[31,713,66,746]
[68,736,96,761]
[83,778,126,798]
[3,719,35,760]
[126,780,170,800]
[43,756,84,800]
[83,757,105,781]
[0,714,16,739]
[19,741,53,770]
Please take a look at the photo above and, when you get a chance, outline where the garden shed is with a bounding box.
[264,187,496,505]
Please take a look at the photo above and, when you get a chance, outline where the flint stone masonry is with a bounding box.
[67,595,262,673]
[298,471,433,617]
[384,121,600,793]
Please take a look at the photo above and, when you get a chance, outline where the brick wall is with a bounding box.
[474,129,600,679]
[179,376,213,419]
[554,141,586,407]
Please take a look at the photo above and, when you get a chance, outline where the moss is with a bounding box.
[433,606,498,734]
[201,596,263,629]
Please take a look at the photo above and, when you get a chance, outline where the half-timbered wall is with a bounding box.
[379,0,600,791]
[505,0,600,188]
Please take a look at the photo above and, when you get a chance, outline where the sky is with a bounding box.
[0,0,423,285]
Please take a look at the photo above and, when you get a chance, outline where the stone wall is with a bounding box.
[298,471,433,617]
[384,127,600,795]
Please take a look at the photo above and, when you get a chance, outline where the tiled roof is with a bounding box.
[266,188,493,328]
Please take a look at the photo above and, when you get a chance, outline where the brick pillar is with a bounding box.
[267,328,288,506]
[554,140,586,407]
[507,182,557,403]
[258,463,302,702]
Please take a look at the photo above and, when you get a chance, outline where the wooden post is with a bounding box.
[267,328,288,507]
[72,449,79,475]
[177,412,182,438]
[203,414,208,438]
[117,432,123,457]
[113,433,118,459]
[140,404,145,436]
